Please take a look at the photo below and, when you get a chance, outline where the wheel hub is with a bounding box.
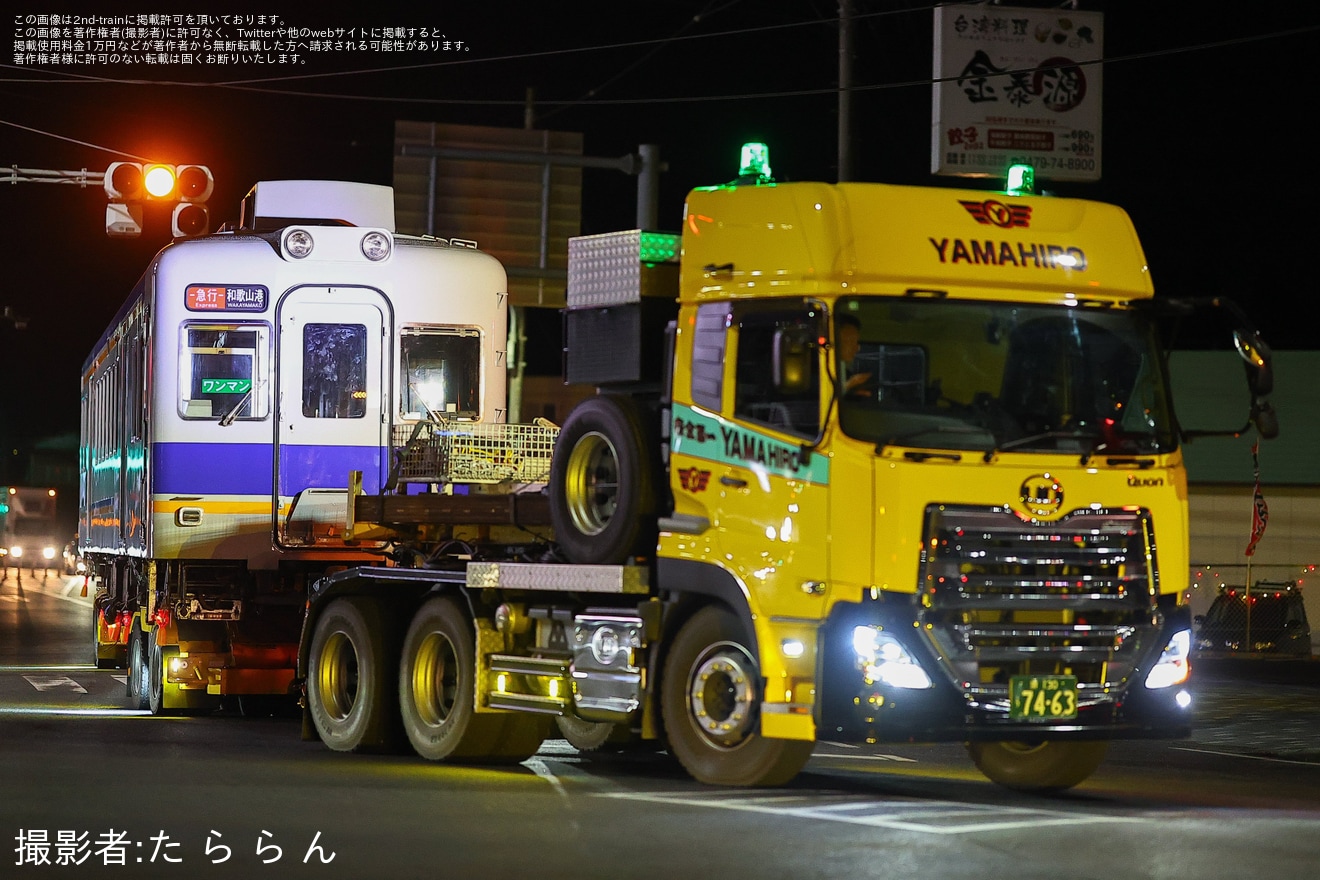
[688,642,757,748]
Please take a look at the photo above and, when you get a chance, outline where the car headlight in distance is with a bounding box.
[852,626,933,689]
[43,546,57,560]
[9,546,22,559]
[1145,629,1191,689]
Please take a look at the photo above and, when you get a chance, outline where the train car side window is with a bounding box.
[400,327,481,420]
[303,323,367,419]
[179,323,270,420]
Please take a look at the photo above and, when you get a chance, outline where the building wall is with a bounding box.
[1175,352,1320,652]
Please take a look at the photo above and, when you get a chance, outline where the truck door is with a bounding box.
[274,286,389,546]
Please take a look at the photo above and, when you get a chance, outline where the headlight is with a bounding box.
[43,546,57,560]
[9,546,22,559]
[1145,629,1191,689]
[852,626,933,689]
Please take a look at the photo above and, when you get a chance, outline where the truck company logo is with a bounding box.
[929,238,1087,271]
[671,404,830,485]
[678,468,711,493]
[960,199,1031,228]
[1018,473,1064,518]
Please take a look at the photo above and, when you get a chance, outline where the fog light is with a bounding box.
[852,626,933,689]
[1145,629,1191,689]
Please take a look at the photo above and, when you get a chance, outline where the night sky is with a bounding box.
[3,1,1318,460]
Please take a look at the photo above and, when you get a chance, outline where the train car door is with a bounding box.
[274,286,390,546]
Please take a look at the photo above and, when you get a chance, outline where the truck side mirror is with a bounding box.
[772,328,813,395]
[1234,329,1273,397]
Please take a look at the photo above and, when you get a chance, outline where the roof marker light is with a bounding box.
[738,142,773,184]
[1006,164,1036,196]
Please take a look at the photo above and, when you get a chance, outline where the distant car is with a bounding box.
[62,538,87,576]
[1195,582,1312,658]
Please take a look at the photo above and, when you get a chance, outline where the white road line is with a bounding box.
[1172,746,1320,767]
[597,791,1141,835]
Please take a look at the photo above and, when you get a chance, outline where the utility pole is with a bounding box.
[837,0,855,182]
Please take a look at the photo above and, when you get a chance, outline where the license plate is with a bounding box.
[1009,675,1078,721]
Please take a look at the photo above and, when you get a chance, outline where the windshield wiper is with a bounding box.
[218,388,255,426]
[982,430,1105,463]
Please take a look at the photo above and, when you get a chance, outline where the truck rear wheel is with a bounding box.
[549,395,657,564]
[307,597,399,752]
[399,597,546,764]
[126,624,149,710]
[661,605,813,787]
[966,740,1109,791]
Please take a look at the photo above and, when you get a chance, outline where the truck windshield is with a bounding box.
[835,297,1177,456]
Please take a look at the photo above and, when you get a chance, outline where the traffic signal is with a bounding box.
[103,161,213,238]
[171,165,213,237]
[104,161,145,237]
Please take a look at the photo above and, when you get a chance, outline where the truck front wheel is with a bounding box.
[399,597,546,764]
[966,740,1109,791]
[661,605,813,787]
[307,597,398,752]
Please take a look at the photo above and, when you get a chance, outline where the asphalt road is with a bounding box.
[3,571,1320,879]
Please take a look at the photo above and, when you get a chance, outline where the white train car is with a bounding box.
[83,180,508,711]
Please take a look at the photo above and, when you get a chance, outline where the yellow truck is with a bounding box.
[300,150,1276,790]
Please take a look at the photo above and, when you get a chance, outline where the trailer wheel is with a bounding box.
[126,624,149,710]
[661,605,813,787]
[549,395,657,564]
[966,740,1109,792]
[399,597,547,763]
[307,597,399,752]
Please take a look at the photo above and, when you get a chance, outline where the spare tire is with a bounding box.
[549,395,657,564]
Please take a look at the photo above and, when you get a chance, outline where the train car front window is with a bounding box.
[303,323,367,419]
[400,328,480,420]
[179,323,270,420]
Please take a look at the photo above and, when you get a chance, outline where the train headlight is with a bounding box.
[361,231,392,261]
[852,626,933,689]
[283,228,314,259]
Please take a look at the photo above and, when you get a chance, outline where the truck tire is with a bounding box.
[549,395,657,564]
[399,597,547,764]
[966,740,1109,791]
[661,605,814,787]
[126,623,149,710]
[307,597,399,752]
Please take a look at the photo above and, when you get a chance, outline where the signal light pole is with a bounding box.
[2,163,213,238]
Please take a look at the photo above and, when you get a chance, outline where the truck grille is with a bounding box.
[917,505,1161,709]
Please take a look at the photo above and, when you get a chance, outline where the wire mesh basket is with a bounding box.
[391,418,558,485]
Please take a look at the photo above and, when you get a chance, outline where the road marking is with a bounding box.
[22,674,88,694]
[1172,746,1320,767]
[597,791,1141,835]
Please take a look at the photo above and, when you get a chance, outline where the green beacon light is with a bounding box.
[738,142,773,184]
[1006,163,1036,196]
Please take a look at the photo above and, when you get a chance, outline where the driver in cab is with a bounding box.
[836,314,871,397]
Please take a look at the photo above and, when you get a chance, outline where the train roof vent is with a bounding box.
[239,180,395,232]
